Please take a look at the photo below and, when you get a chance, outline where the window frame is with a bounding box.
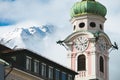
[79,22,85,28]
[100,56,104,73]
[55,69,60,80]
[68,74,72,80]
[34,59,39,73]
[62,72,66,80]
[90,22,96,28]
[41,63,46,77]
[77,54,86,71]
[26,56,32,71]
[48,66,53,80]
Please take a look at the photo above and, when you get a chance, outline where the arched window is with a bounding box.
[100,56,104,73]
[77,54,86,71]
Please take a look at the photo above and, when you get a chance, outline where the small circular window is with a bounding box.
[90,22,96,28]
[79,22,85,28]
[100,24,103,30]
[73,25,76,30]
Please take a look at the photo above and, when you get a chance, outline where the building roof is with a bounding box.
[12,49,77,74]
[0,44,14,53]
[0,44,78,75]
[70,0,107,18]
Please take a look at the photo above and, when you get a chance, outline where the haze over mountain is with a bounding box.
[0,23,69,66]
[0,24,54,49]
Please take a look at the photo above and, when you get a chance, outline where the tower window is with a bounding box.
[100,24,103,30]
[77,54,86,71]
[90,22,96,28]
[79,22,85,28]
[73,25,76,30]
[100,56,104,73]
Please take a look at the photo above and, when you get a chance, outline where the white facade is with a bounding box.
[70,14,106,32]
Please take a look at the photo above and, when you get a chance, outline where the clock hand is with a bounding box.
[78,38,82,44]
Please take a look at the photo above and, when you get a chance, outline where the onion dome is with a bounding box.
[70,0,107,18]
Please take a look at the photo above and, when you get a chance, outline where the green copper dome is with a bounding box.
[70,0,107,18]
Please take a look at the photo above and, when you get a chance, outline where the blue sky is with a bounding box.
[0,0,120,80]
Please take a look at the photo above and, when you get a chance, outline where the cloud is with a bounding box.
[0,0,75,27]
[0,0,15,2]
[38,0,51,4]
[0,0,120,26]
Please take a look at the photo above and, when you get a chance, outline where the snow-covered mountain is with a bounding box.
[0,24,55,53]
[0,23,69,66]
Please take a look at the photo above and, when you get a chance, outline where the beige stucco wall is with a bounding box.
[5,68,43,80]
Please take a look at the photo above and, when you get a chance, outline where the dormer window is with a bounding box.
[48,66,53,80]
[62,72,66,80]
[41,63,46,77]
[55,69,60,80]
[26,56,32,71]
[68,74,72,80]
[34,60,39,73]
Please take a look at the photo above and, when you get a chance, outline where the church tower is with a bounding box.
[62,0,112,80]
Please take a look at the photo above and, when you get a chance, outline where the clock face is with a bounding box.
[73,36,89,52]
[98,37,107,52]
